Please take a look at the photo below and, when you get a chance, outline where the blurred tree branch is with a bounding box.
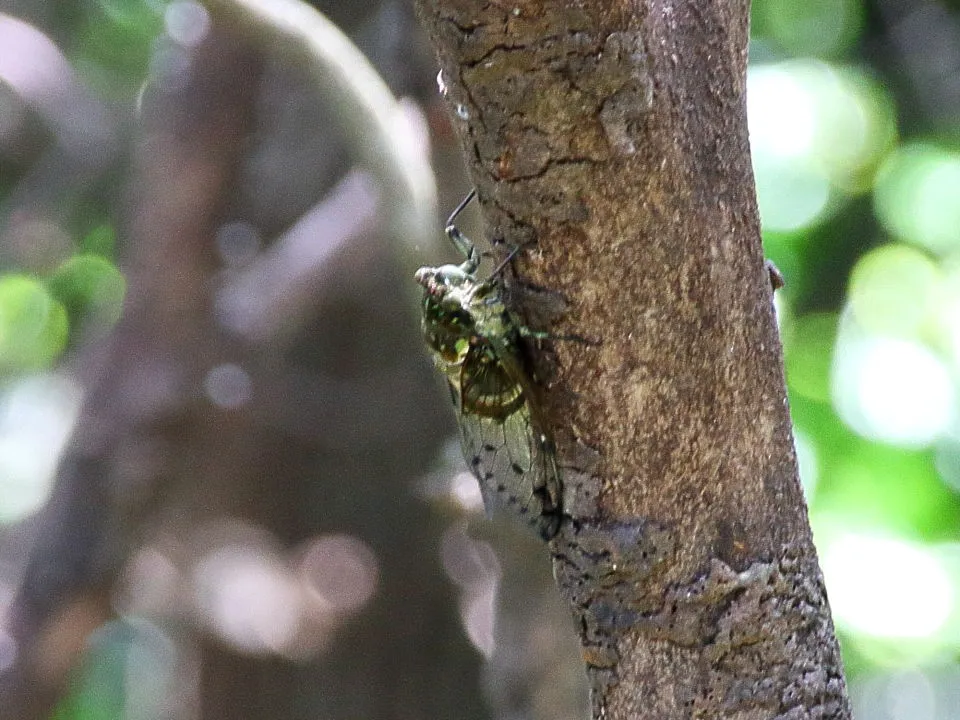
[207,0,437,256]
[413,1,853,718]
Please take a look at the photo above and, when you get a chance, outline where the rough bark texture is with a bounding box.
[413,1,852,718]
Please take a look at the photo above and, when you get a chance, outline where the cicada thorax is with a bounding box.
[459,338,526,420]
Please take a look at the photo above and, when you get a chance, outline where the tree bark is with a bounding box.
[413,1,852,718]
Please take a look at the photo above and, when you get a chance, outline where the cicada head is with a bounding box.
[416,264,478,363]
[415,263,472,295]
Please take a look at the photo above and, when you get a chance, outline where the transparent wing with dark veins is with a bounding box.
[449,380,562,540]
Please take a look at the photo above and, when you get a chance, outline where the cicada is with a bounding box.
[415,191,562,540]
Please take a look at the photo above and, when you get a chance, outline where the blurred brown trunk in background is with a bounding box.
[0,9,490,720]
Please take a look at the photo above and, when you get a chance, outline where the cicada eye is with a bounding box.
[414,266,436,285]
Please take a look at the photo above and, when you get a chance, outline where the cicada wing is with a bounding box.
[483,331,563,521]
[453,389,561,540]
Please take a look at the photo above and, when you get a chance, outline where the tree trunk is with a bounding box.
[413,1,852,718]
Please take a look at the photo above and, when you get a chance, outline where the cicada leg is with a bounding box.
[445,189,480,274]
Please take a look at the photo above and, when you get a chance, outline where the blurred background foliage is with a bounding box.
[0,0,958,719]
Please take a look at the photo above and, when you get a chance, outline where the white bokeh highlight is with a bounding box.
[832,335,954,448]
[823,533,954,640]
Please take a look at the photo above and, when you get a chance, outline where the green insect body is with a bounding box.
[415,193,562,540]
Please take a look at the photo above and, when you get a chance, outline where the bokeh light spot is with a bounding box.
[749,65,818,160]
[450,470,485,513]
[164,1,210,48]
[853,667,960,720]
[297,534,379,613]
[0,275,68,373]
[847,244,939,338]
[81,225,117,257]
[753,159,831,232]
[934,437,960,494]
[823,533,953,639]
[440,524,501,590]
[121,618,181,720]
[875,143,960,255]
[936,264,960,374]
[886,671,937,720]
[833,335,953,447]
[193,544,301,655]
[440,525,501,657]
[0,374,81,523]
[749,61,896,231]
[203,363,252,410]
[813,68,897,191]
[118,547,180,616]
